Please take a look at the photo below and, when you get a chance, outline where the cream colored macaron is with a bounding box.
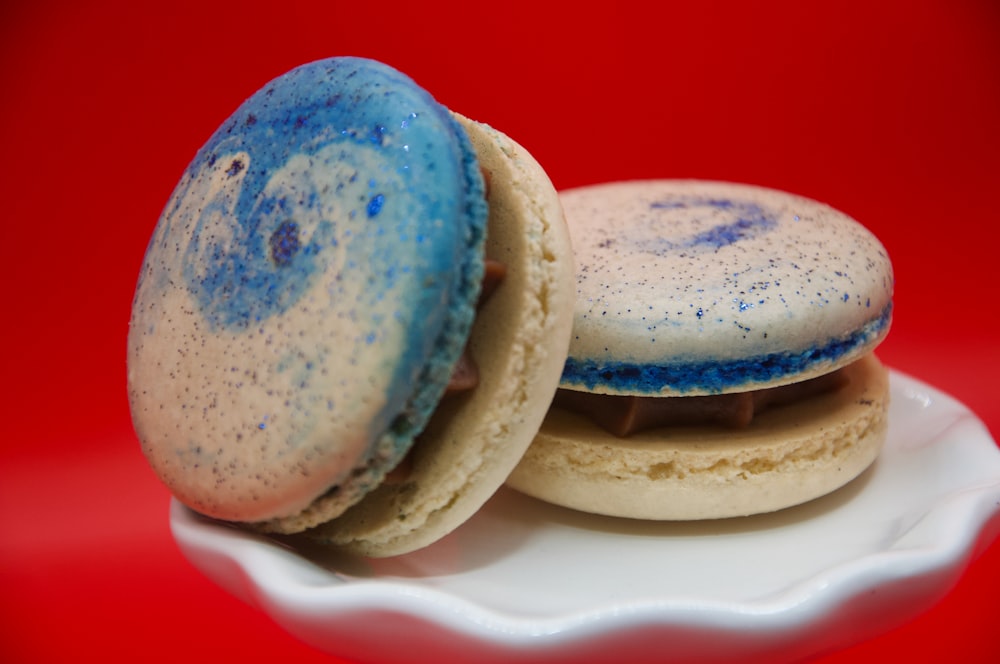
[507,180,894,520]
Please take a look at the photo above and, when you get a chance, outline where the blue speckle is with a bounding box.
[842,293,850,302]
[367,193,385,217]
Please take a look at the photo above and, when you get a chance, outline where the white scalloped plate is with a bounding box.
[172,369,1000,663]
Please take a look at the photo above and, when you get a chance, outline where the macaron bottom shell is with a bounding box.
[506,353,890,520]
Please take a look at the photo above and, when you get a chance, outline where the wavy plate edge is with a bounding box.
[171,369,1000,663]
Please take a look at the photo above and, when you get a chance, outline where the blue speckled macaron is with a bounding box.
[558,180,893,396]
[128,58,575,556]
[129,57,487,526]
[506,179,894,521]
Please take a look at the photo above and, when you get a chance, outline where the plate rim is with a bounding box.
[170,368,1000,657]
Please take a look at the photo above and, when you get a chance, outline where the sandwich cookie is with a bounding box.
[506,180,893,520]
[128,57,574,556]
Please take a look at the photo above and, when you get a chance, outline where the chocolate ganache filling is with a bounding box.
[444,258,506,393]
[382,167,503,485]
[554,368,848,437]
[443,166,505,394]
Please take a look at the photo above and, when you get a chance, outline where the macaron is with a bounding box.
[506,180,894,520]
[127,57,574,556]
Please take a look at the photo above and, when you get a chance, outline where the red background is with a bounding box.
[2,1,998,662]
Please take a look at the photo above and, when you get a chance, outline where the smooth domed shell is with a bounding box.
[559,180,893,396]
[127,57,487,523]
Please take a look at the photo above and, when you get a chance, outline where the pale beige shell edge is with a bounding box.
[298,114,576,556]
[506,353,890,520]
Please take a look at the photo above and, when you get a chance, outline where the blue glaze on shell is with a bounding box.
[562,302,892,394]
[154,58,481,334]
[128,57,487,522]
[645,197,778,253]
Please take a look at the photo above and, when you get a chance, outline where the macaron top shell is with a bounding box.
[127,57,487,524]
[560,180,893,396]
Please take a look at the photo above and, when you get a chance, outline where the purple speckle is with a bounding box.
[269,221,301,266]
[225,159,244,177]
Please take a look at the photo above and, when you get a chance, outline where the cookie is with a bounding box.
[128,57,574,556]
[507,179,893,519]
